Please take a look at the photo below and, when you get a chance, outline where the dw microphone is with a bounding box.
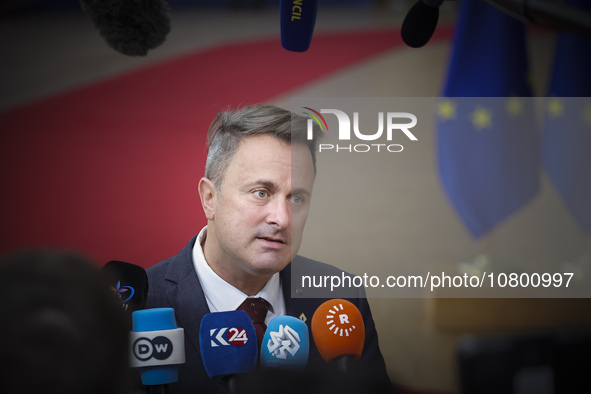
[130,308,186,391]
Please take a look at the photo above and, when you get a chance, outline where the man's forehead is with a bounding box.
[230,135,290,165]
[225,136,314,189]
[238,133,289,148]
[232,135,312,167]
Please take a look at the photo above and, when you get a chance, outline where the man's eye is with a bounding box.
[254,190,268,198]
[291,195,302,205]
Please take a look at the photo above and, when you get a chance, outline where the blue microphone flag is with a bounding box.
[260,315,309,370]
[199,310,258,379]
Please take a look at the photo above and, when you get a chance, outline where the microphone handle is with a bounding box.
[215,374,241,394]
[227,375,240,394]
[332,354,356,372]
[147,384,169,394]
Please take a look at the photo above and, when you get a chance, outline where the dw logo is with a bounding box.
[132,336,173,361]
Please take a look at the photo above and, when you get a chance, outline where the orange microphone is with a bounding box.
[311,299,365,371]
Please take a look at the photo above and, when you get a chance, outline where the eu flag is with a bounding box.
[542,0,591,232]
[437,0,539,238]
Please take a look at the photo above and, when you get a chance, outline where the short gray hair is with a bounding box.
[204,104,320,190]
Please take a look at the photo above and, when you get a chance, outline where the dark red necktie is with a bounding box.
[237,297,270,350]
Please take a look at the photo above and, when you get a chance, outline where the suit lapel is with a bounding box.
[281,261,316,324]
[163,236,210,353]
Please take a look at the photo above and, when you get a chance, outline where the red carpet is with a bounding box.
[0,27,453,267]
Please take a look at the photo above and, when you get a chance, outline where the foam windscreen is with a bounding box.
[199,310,258,379]
[260,315,309,370]
[311,299,365,362]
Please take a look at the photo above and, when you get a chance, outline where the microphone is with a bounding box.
[80,0,171,56]
[401,0,444,48]
[130,308,185,391]
[199,310,258,391]
[401,0,591,49]
[280,0,319,52]
[260,315,309,371]
[311,299,365,372]
[101,260,148,315]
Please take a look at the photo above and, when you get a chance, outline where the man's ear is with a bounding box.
[198,177,216,220]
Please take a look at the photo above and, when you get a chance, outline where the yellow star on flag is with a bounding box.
[506,97,523,116]
[582,104,591,127]
[471,106,492,130]
[438,100,456,120]
[548,98,564,119]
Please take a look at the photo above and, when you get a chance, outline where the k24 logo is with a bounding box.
[209,327,249,347]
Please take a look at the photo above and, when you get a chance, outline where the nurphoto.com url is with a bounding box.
[301,272,575,293]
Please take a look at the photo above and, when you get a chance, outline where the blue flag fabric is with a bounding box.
[437,0,539,238]
[542,0,591,233]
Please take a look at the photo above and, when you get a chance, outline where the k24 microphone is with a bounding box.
[199,310,258,386]
[260,315,309,370]
[101,260,148,314]
[311,299,365,371]
[280,0,319,52]
[130,308,186,386]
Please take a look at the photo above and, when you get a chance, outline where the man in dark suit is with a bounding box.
[145,104,393,393]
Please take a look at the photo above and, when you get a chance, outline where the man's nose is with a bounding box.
[266,198,290,228]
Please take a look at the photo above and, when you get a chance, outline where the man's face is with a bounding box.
[206,134,315,280]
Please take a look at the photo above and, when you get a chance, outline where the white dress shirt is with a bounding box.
[192,226,286,325]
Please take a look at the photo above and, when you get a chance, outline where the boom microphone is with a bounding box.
[311,299,365,372]
[80,0,171,56]
[401,0,444,48]
[199,311,258,391]
[280,0,319,52]
[101,260,148,316]
[260,315,309,371]
[130,308,186,391]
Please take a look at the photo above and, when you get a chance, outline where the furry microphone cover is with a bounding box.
[81,0,171,56]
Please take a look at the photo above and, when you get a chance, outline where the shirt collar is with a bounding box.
[192,226,282,315]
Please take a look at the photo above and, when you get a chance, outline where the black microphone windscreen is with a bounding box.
[401,1,440,48]
[101,260,148,314]
[80,0,171,56]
